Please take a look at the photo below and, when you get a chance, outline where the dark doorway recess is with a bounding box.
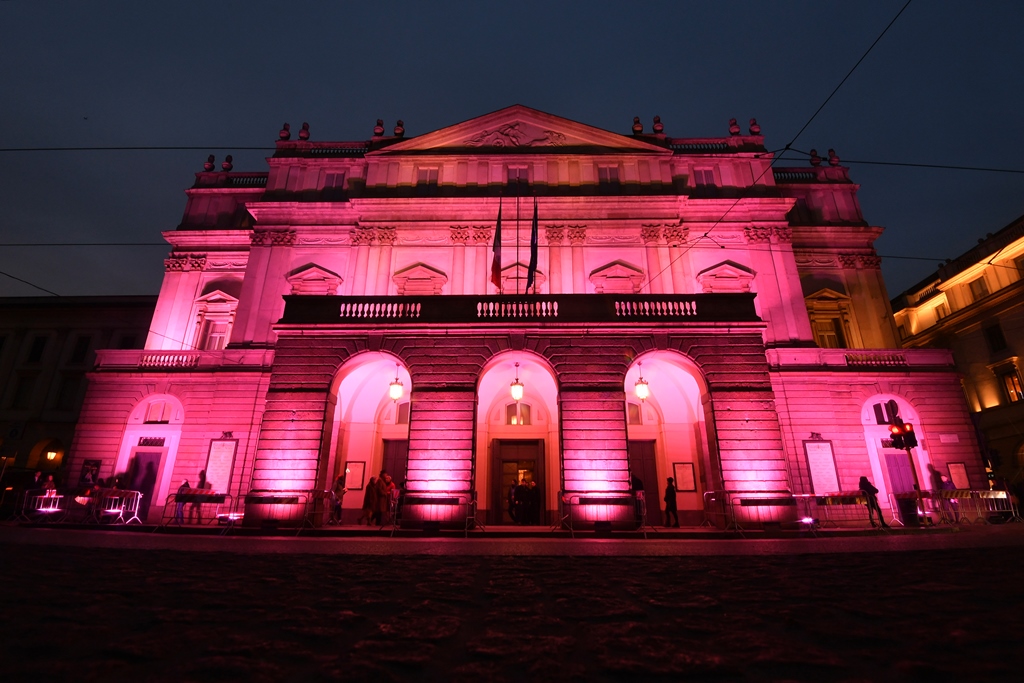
[492,439,545,525]
[628,440,662,526]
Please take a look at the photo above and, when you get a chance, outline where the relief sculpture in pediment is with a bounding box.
[463,123,567,148]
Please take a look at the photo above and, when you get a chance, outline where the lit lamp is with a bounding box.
[389,364,404,402]
[510,362,524,402]
[46,451,57,461]
[634,362,650,402]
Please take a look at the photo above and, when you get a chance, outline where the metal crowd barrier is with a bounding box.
[557,491,635,538]
[16,490,68,522]
[159,491,235,528]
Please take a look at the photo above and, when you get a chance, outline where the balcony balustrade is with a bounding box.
[279,293,761,327]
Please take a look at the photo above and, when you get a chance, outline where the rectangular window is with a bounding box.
[627,402,642,425]
[117,334,137,350]
[935,303,949,320]
[54,374,82,411]
[692,169,716,197]
[416,167,439,196]
[27,336,47,363]
[814,318,847,349]
[145,401,172,424]
[396,402,410,425]
[969,277,989,302]
[69,335,92,364]
[598,165,620,191]
[1002,371,1023,403]
[984,324,1008,353]
[322,171,346,200]
[506,166,529,194]
[10,375,36,409]
[199,320,229,351]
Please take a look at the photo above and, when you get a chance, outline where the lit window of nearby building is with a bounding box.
[506,402,531,425]
[897,324,909,340]
[813,318,847,349]
[1001,371,1023,403]
[1015,255,1024,278]
[969,277,990,302]
[935,303,949,320]
[984,323,1008,353]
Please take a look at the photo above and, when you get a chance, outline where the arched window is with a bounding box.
[144,400,173,424]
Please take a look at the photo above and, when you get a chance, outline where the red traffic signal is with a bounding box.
[889,423,905,449]
[903,423,918,448]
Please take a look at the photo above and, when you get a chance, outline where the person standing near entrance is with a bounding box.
[329,472,347,525]
[859,476,889,528]
[664,477,679,528]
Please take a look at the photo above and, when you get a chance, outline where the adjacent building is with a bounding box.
[67,105,985,526]
[892,213,1024,491]
[0,296,155,477]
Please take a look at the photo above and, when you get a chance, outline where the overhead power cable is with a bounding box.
[638,0,914,292]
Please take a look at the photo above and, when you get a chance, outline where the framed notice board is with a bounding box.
[673,462,696,492]
[803,440,840,494]
[947,462,970,490]
[205,439,237,493]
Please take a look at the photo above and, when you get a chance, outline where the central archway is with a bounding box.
[476,352,560,525]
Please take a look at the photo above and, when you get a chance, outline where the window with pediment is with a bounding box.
[805,288,858,349]
[192,289,238,351]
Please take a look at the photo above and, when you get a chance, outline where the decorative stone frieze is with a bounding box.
[163,253,207,272]
[744,226,773,243]
[377,227,397,246]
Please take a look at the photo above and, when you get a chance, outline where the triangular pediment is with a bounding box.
[195,289,238,305]
[590,260,644,294]
[393,262,448,295]
[696,260,755,293]
[805,287,850,302]
[375,105,670,155]
[287,264,343,295]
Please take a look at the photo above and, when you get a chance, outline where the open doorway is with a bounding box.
[492,439,544,525]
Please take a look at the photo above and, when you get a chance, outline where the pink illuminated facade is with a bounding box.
[70,106,985,527]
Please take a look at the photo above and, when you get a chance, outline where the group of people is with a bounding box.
[173,470,212,525]
[506,479,541,525]
[356,471,397,526]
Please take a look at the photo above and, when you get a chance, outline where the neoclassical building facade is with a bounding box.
[70,106,984,526]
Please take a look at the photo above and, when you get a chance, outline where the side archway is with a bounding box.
[115,393,185,519]
[322,352,411,518]
[625,351,715,526]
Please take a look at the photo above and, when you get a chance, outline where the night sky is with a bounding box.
[2,1,1022,298]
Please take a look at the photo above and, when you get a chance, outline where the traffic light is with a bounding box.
[889,423,905,449]
[902,423,918,448]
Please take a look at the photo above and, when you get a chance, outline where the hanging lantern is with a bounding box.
[510,362,524,402]
[634,362,650,402]
[389,364,404,402]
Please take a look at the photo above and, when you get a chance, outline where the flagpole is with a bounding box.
[515,178,520,295]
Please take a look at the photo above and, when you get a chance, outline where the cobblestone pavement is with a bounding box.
[2,529,1023,682]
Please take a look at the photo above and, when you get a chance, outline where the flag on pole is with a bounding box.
[490,196,502,291]
[526,197,538,293]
